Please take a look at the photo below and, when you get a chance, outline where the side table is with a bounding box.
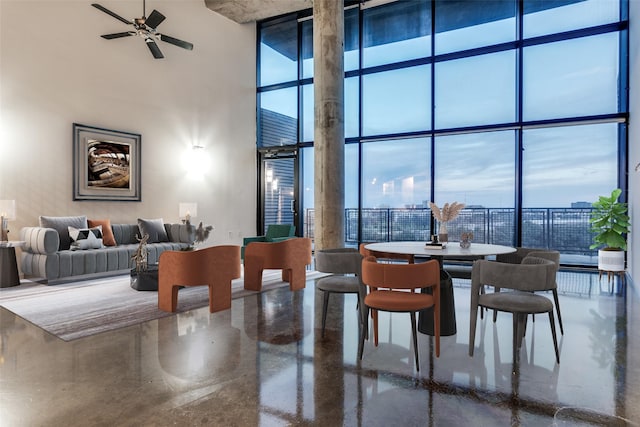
[1,241,25,288]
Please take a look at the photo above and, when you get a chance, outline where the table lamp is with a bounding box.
[179,202,197,224]
[0,200,16,242]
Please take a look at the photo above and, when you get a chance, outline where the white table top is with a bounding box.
[365,241,516,258]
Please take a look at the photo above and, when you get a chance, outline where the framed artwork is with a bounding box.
[73,123,141,201]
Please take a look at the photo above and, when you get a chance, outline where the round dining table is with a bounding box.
[364,241,516,336]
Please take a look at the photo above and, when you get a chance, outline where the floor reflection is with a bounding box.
[157,310,241,383]
[0,270,638,425]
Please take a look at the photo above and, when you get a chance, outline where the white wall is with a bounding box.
[0,0,257,248]
[630,0,639,285]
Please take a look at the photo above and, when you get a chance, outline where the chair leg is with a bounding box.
[358,306,369,361]
[372,309,379,346]
[469,304,479,357]
[513,313,526,363]
[321,291,330,337]
[548,311,560,364]
[410,311,420,371]
[512,313,518,363]
[552,289,564,335]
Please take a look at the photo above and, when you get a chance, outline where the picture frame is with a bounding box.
[73,123,141,201]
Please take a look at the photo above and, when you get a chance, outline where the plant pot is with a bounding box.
[598,249,625,272]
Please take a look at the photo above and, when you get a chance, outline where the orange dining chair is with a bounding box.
[359,255,441,371]
[359,243,415,264]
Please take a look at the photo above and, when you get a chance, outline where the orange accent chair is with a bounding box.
[359,255,441,371]
[158,245,241,313]
[243,237,312,292]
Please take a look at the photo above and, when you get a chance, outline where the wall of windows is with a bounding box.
[257,0,628,266]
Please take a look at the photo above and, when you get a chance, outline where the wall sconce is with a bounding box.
[0,200,16,242]
[185,144,208,180]
[179,202,198,223]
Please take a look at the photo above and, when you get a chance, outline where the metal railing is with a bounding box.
[304,207,596,261]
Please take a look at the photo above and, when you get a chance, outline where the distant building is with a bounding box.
[571,201,592,208]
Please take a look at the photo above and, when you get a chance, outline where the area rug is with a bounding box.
[0,270,327,342]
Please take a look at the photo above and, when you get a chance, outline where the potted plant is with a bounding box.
[589,188,630,272]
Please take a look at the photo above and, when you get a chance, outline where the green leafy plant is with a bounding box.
[589,188,630,251]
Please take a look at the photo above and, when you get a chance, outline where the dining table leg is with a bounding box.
[418,268,457,336]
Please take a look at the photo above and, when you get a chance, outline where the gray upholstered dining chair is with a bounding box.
[314,248,365,338]
[496,248,563,334]
[469,256,560,364]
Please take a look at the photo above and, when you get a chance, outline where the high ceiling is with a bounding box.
[204,0,313,24]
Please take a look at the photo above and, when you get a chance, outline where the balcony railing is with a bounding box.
[304,207,597,265]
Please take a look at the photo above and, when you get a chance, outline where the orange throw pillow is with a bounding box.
[88,219,116,246]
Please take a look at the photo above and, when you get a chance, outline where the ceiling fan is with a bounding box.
[92,1,194,59]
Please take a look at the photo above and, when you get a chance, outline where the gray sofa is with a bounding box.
[20,216,194,283]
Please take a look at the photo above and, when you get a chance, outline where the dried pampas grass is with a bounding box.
[429,201,465,222]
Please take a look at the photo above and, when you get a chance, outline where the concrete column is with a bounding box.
[313,0,345,250]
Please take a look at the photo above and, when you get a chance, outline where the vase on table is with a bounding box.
[460,232,473,249]
[438,222,448,244]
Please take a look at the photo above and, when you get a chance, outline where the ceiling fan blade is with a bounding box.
[146,39,164,59]
[145,10,166,29]
[101,32,134,40]
[160,34,194,51]
[91,3,132,26]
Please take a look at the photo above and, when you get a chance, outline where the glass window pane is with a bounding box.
[302,147,314,238]
[259,88,298,147]
[524,0,620,39]
[522,124,618,208]
[260,19,298,86]
[302,84,313,142]
[301,20,313,79]
[263,157,295,230]
[522,124,618,264]
[435,0,516,54]
[435,50,516,129]
[345,7,360,72]
[362,138,431,241]
[345,143,359,243]
[345,77,359,138]
[363,0,431,68]
[435,131,516,244]
[363,66,431,136]
[362,138,430,208]
[523,33,619,121]
[301,145,359,244]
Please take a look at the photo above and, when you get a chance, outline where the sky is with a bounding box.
[260,0,622,210]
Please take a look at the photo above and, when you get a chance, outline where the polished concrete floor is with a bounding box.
[1,271,639,426]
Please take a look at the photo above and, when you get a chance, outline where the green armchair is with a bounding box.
[241,224,296,259]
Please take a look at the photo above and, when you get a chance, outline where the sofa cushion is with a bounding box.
[69,225,104,250]
[40,215,88,251]
[111,224,140,245]
[88,219,116,246]
[138,218,169,243]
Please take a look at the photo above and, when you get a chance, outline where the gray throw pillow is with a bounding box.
[40,215,88,251]
[137,218,169,243]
